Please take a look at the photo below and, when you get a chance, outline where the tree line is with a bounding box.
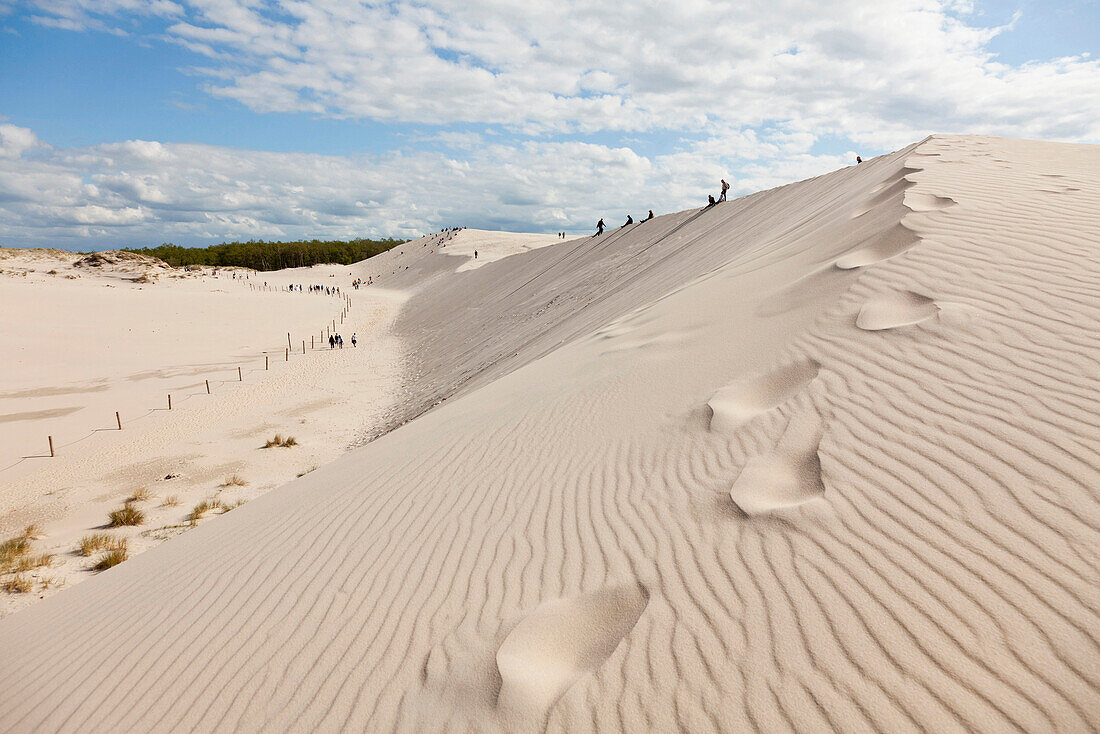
[123,237,405,271]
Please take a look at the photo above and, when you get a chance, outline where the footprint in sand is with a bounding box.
[856,290,940,331]
[707,359,820,433]
[496,583,649,720]
[729,412,825,515]
[834,222,921,270]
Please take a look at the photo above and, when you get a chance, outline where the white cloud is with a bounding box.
[18,1,1100,146]
[0,125,851,248]
[0,124,44,159]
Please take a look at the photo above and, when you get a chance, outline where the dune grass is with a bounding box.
[14,553,54,573]
[2,575,32,593]
[222,474,248,487]
[161,494,181,507]
[93,545,128,571]
[128,487,152,502]
[78,533,125,557]
[188,499,223,525]
[1,525,41,574]
[108,502,145,527]
[264,434,298,448]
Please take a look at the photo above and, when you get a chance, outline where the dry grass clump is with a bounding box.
[14,553,54,573]
[128,487,152,502]
[2,575,32,593]
[296,465,318,478]
[40,576,63,590]
[1,525,42,574]
[264,434,298,448]
[222,474,248,487]
[93,545,129,571]
[79,532,125,557]
[108,502,145,527]
[188,499,223,525]
[161,495,181,507]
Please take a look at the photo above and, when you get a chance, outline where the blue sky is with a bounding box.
[0,0,1097,250]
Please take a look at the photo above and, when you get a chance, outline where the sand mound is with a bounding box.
[856,290,940,330]
[496,584,649,722]
[708,359,820,433]
[729,412,825,515]
[74,250,169,270]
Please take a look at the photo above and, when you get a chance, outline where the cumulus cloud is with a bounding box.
[0,124,44,159]
[23,0,1098,146]
[0,125,850,248]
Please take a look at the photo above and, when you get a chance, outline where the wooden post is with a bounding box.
[287,332,292,351]
[266,354,269,370]
[168,394,172,410]
[48,436,54,457]
[116,411,122,430]
[311,335,314,349]
[206,379,211,394]
[285,347,289,362]
[238,366,243,381]
[302,340,305,354]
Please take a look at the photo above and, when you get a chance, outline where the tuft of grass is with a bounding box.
[108,502,145,527]
[188,499,224,525]
[40,576,63,590]
[93,547,128,571]
[15,552,54,573]
[222,499,246,512]
[22,523,43,540]
[296,465,318,478]
[2,575,32,593]
[264,434,298,448]
[222,474,248,487]
[128,487,152,502]
[161,494,181,507]
[78,533,121,557]
[0,536,30,572]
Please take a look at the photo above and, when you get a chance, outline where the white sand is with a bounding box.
[0,135,1097,732]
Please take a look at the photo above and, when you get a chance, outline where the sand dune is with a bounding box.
[0,135,1097,733]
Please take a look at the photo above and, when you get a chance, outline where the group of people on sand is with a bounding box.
[595,178,730,235]
[594,209,656,236]
[308,284,341,295]
[328,332,357,349]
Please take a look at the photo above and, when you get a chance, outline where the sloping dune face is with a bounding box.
[1,135,1098,733]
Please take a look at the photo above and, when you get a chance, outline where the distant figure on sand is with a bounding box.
[351,333,357,347]
[328,335,335,349]
[596,218,605,236]
[644,210,654,221]
[707,194,717,207]
[337,334,343,349]
[474,250,478,259]
[856,156,863,164]
[622,215,633,228]
[719,179,729,202]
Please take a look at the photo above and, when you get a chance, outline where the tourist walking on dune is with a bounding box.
[596,218,605,236]
[351,333,357,347]
[719,179,729,202]
[329,334,335,349]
